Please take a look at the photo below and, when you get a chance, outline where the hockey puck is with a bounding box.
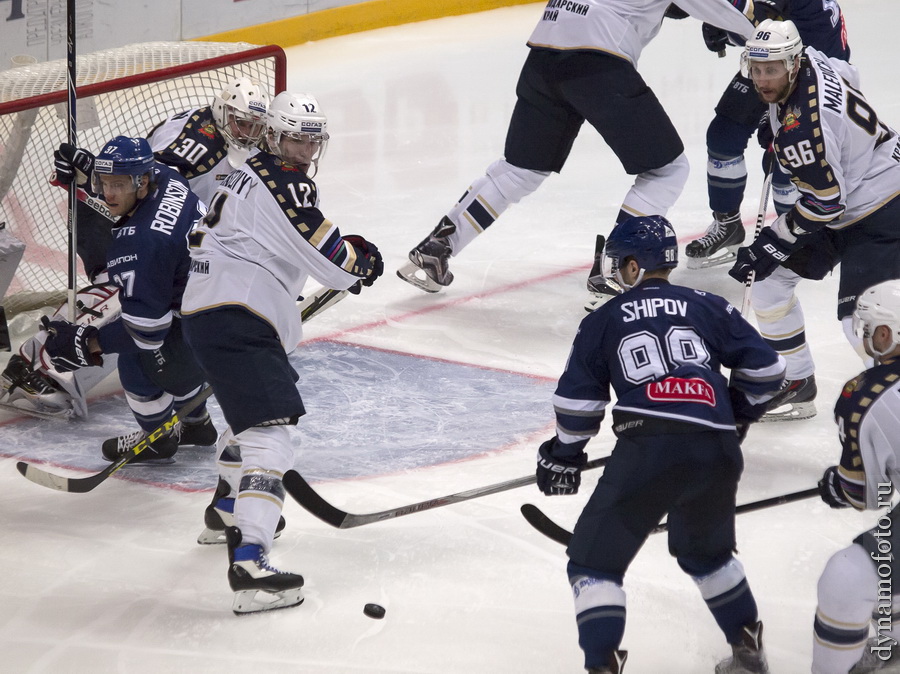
[363,603,386,619]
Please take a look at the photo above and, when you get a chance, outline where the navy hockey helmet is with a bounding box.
[603,215,678,289]
[92,136,156,193]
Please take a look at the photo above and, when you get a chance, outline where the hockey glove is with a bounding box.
[664,4,688,20]
[41,316,102,372]
[536,438,587,496]
[343,234,384,289]
[756,110,774,152]
[54,143,96,187]
[701,23,729,54]
[728,228,793,284]
[818,466,851,509]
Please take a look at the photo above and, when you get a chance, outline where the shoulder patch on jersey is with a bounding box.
[841,374,864,397]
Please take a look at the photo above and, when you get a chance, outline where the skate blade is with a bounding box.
[760,400,817,422]
[0,399,74,421]
[396,262,443,293]
[585,292,616,313]
[685,247,740,270]
[197,527,227,545]
[232,588,304,615]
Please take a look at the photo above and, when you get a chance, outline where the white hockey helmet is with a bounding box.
[852,280,900,358]
[740,19,804,77]
[265,91,329,176]
[211,77,270,150]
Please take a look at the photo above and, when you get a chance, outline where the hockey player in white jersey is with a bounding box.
[397,0,755,311]
[0,78,269,421]
[728,20,900,422]
[181,92,383,613]
[813,280,900,674]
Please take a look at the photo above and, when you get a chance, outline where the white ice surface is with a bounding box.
[2,2,899,671]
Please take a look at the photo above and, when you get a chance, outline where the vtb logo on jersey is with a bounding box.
[646,377,716,406]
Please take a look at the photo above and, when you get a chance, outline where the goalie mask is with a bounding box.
[266,91,330,177]
[852,280,900,359]
[602,215,678,290]
[212,77,270,167]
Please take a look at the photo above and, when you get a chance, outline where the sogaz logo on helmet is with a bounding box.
[748,48,769,58]
[301,121,323,133]
[95,158,114,173]
[248,100,266,113]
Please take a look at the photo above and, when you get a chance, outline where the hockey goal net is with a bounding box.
[0,41,286,316]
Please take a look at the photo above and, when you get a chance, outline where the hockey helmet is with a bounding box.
[852,280,900,358]
[92,135,156,193]
[740,19,804,78]
[265,91,329,176]
[602,215,678,290]
[211,77,270,151]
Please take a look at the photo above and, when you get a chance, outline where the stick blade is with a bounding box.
[283,470,350,528]
[17,461,72,492]
[520,503,573,546]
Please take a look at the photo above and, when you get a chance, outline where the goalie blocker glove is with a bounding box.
[53,143,96,187]
[40,317,102,372]
[536,438,587,496]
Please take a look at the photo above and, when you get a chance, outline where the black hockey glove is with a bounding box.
[54,143,96,187]
[664,4,688,19]
[818,466,851,509]
[701,23,728,55]
[756,110,775,152]
[728,229,792,284]
[41,316,102,372]
[536,438,587,496]
[343,234,384,291]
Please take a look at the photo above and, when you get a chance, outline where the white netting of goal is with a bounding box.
[0,41,285,316]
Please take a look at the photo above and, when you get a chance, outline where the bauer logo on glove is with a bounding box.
[41,316,103,372]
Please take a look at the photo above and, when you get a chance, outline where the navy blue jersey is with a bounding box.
[553,279,785,452]
[97,164,204,354]
[788,0,850,61]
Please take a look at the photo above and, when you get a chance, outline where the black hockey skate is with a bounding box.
[685,211,745,269]
[101,428,179,464]
[226,526,304,615]
[197,478,287,545]
[178,414,218,447]
[715,621,770,674]
[761,375,817,422]
[396,217,456,293]
[0,354,73,420]
[850,637,900,673]
[587,650,628,674]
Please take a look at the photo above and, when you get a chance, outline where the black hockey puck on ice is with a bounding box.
[363,603,386,619]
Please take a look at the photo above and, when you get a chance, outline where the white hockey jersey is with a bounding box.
[527,0,754,64]
[147,106,252,206]
[180,152,369,351]
[834,357,900,510]
[771,47,900,233]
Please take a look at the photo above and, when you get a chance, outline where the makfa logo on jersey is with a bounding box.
[646,377,716,407]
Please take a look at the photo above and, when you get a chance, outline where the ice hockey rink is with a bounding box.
[2,1,899,671]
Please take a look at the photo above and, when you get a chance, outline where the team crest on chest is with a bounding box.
[841,375,863,398]
[199,123,217,139]
[783,105,802,132]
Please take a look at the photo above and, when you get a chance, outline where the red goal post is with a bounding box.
[0,41,286,316]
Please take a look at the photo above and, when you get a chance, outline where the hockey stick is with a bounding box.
[65,0,78,322]
[16,385,214,493]
[298,285,349,323]
[284,456,610,529]
[740,155,776,316]
[520,485,820,546]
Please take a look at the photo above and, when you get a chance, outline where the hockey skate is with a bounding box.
[197,478,287,544]
[850,637,900,673]
[685,211,745,269]
[585,234,623,312]
[0,354,74,420]
[715,622,769,674]
[760,375,817,422]
[101,427,179,464]
[178,414,218,447]
[226,526,304,615]
[396,217,456,293]
[587,650,628,674]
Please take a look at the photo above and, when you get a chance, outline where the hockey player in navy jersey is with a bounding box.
[728,20,900,420]
[689,2,852,423]
[0,78,269,422]
[181,92,383,614]
[535,216,785,673]
[40,136,216,462]
[397,0,756,311]
[813,280,900,674]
